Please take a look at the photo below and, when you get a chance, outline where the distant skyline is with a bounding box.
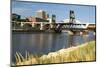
[12,1,96,23]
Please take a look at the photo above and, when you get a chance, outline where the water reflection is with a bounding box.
[12,31,95,62]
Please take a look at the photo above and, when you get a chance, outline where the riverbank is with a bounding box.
[14,41,95,66]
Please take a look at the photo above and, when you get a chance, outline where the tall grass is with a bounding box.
[13,41,95,66]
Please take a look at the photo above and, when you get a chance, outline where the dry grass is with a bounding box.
[13,41,96,66]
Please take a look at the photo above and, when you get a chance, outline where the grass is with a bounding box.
[13,41,96,66]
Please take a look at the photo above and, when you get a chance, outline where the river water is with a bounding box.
[11,31,95,62]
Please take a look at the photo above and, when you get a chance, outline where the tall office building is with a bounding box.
[36,10,47,20]
[69,10,75,23]
[46,13,49,19]
[52,14,56,23]
[12,13,21,21]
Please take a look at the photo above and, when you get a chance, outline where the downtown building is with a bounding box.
[27,10,56,23]
[36,10,48,20]
[27,10,49,22]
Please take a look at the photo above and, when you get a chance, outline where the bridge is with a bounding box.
[12,21,95,34]
[12,10,96,35]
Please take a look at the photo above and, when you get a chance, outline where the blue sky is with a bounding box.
[12,1,96,23]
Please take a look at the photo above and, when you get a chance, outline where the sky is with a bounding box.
[12,1,96,23]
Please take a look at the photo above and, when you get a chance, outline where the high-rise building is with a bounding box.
[52,14,56,23]
[36,10,47,20]
[12,13,21,21]
[69,10,75,23]
[46,13,49,19]
[27,16,49,22]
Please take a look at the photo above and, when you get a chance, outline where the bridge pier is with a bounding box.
[63,30,74,35]
[20,22,24,27]
[93,31,96,35]
[67,30,89,35]
[40,22,44,30]
[50,23,55,29]
[32,23,35,28]
[68,31,74,35]
[81,30,88,35]
[73,30,88,35]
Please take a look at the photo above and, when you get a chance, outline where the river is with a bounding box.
[11,31,95,63]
